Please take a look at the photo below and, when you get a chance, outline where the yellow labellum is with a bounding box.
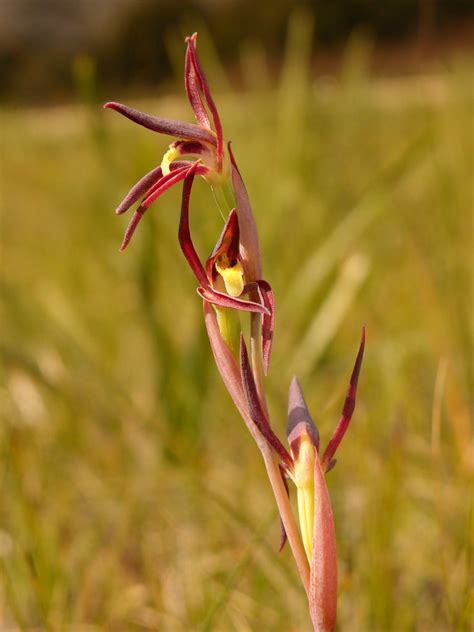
[293,433,316,563]
[161,146,180,176]
[215,306,241,359]
[215,255,244,298]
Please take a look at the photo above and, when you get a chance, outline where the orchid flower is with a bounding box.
[104,33,230,252]
[106,33,365,632]
[179,163,274,365]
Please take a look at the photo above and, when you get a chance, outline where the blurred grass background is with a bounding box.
[1,9,473,632]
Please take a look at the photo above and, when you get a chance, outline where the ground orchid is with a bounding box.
[106,33,365,632]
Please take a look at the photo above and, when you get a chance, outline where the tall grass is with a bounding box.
[1,20,472,631]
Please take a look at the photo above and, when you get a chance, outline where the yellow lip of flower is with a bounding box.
[161,139,225,180]
[292,430,316,563]
[287,377,321,564]
[215,254,244,297]
[161,145,181,176]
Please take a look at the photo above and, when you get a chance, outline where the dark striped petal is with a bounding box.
[115,164,163,215]
[115,161,193,215]
[185,34,223,168]
[119,164,204,251]
[185,39,211,129]
[321,327,365,470]
[178,164,209,287]
[104,101,217,146]
[240,335,293,471]
[256,280,275,375]
[120,207,146,252]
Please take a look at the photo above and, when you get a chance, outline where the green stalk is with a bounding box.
[215,305,241,360]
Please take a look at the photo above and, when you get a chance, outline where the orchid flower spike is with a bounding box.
[106,33,366,632]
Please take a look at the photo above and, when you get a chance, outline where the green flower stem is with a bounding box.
[215,305,241,361]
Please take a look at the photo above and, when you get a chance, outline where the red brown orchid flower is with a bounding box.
[104,33,229,252]
[106,33,365,632]
[179,164,274,369]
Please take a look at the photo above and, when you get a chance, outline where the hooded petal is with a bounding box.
[321,327,365,471]
[104,101,217,146]
[206,209,241,281]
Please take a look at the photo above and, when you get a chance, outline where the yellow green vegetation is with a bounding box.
[1,33,472,631]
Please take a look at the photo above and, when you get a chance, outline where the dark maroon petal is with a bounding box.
[120,207,146,251]
[278,464,289,552]
[104,101,217,146]
[185,34,223,169]
[142,165,192,209]
[239,335,293,471]
[116,161,192,216]
[178,164,209,287]
[185,41,211,129]
[197,287,269,315]
[325,458,337,474]
[321,327,366,469]
[287,377,320,455]
[115,165,163,215]
[256,280,275,375]
[172,140,207,157]
[206,209,240,280]
[119,164,204,251]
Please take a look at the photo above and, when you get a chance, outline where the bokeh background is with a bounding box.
[1,1,473,630]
